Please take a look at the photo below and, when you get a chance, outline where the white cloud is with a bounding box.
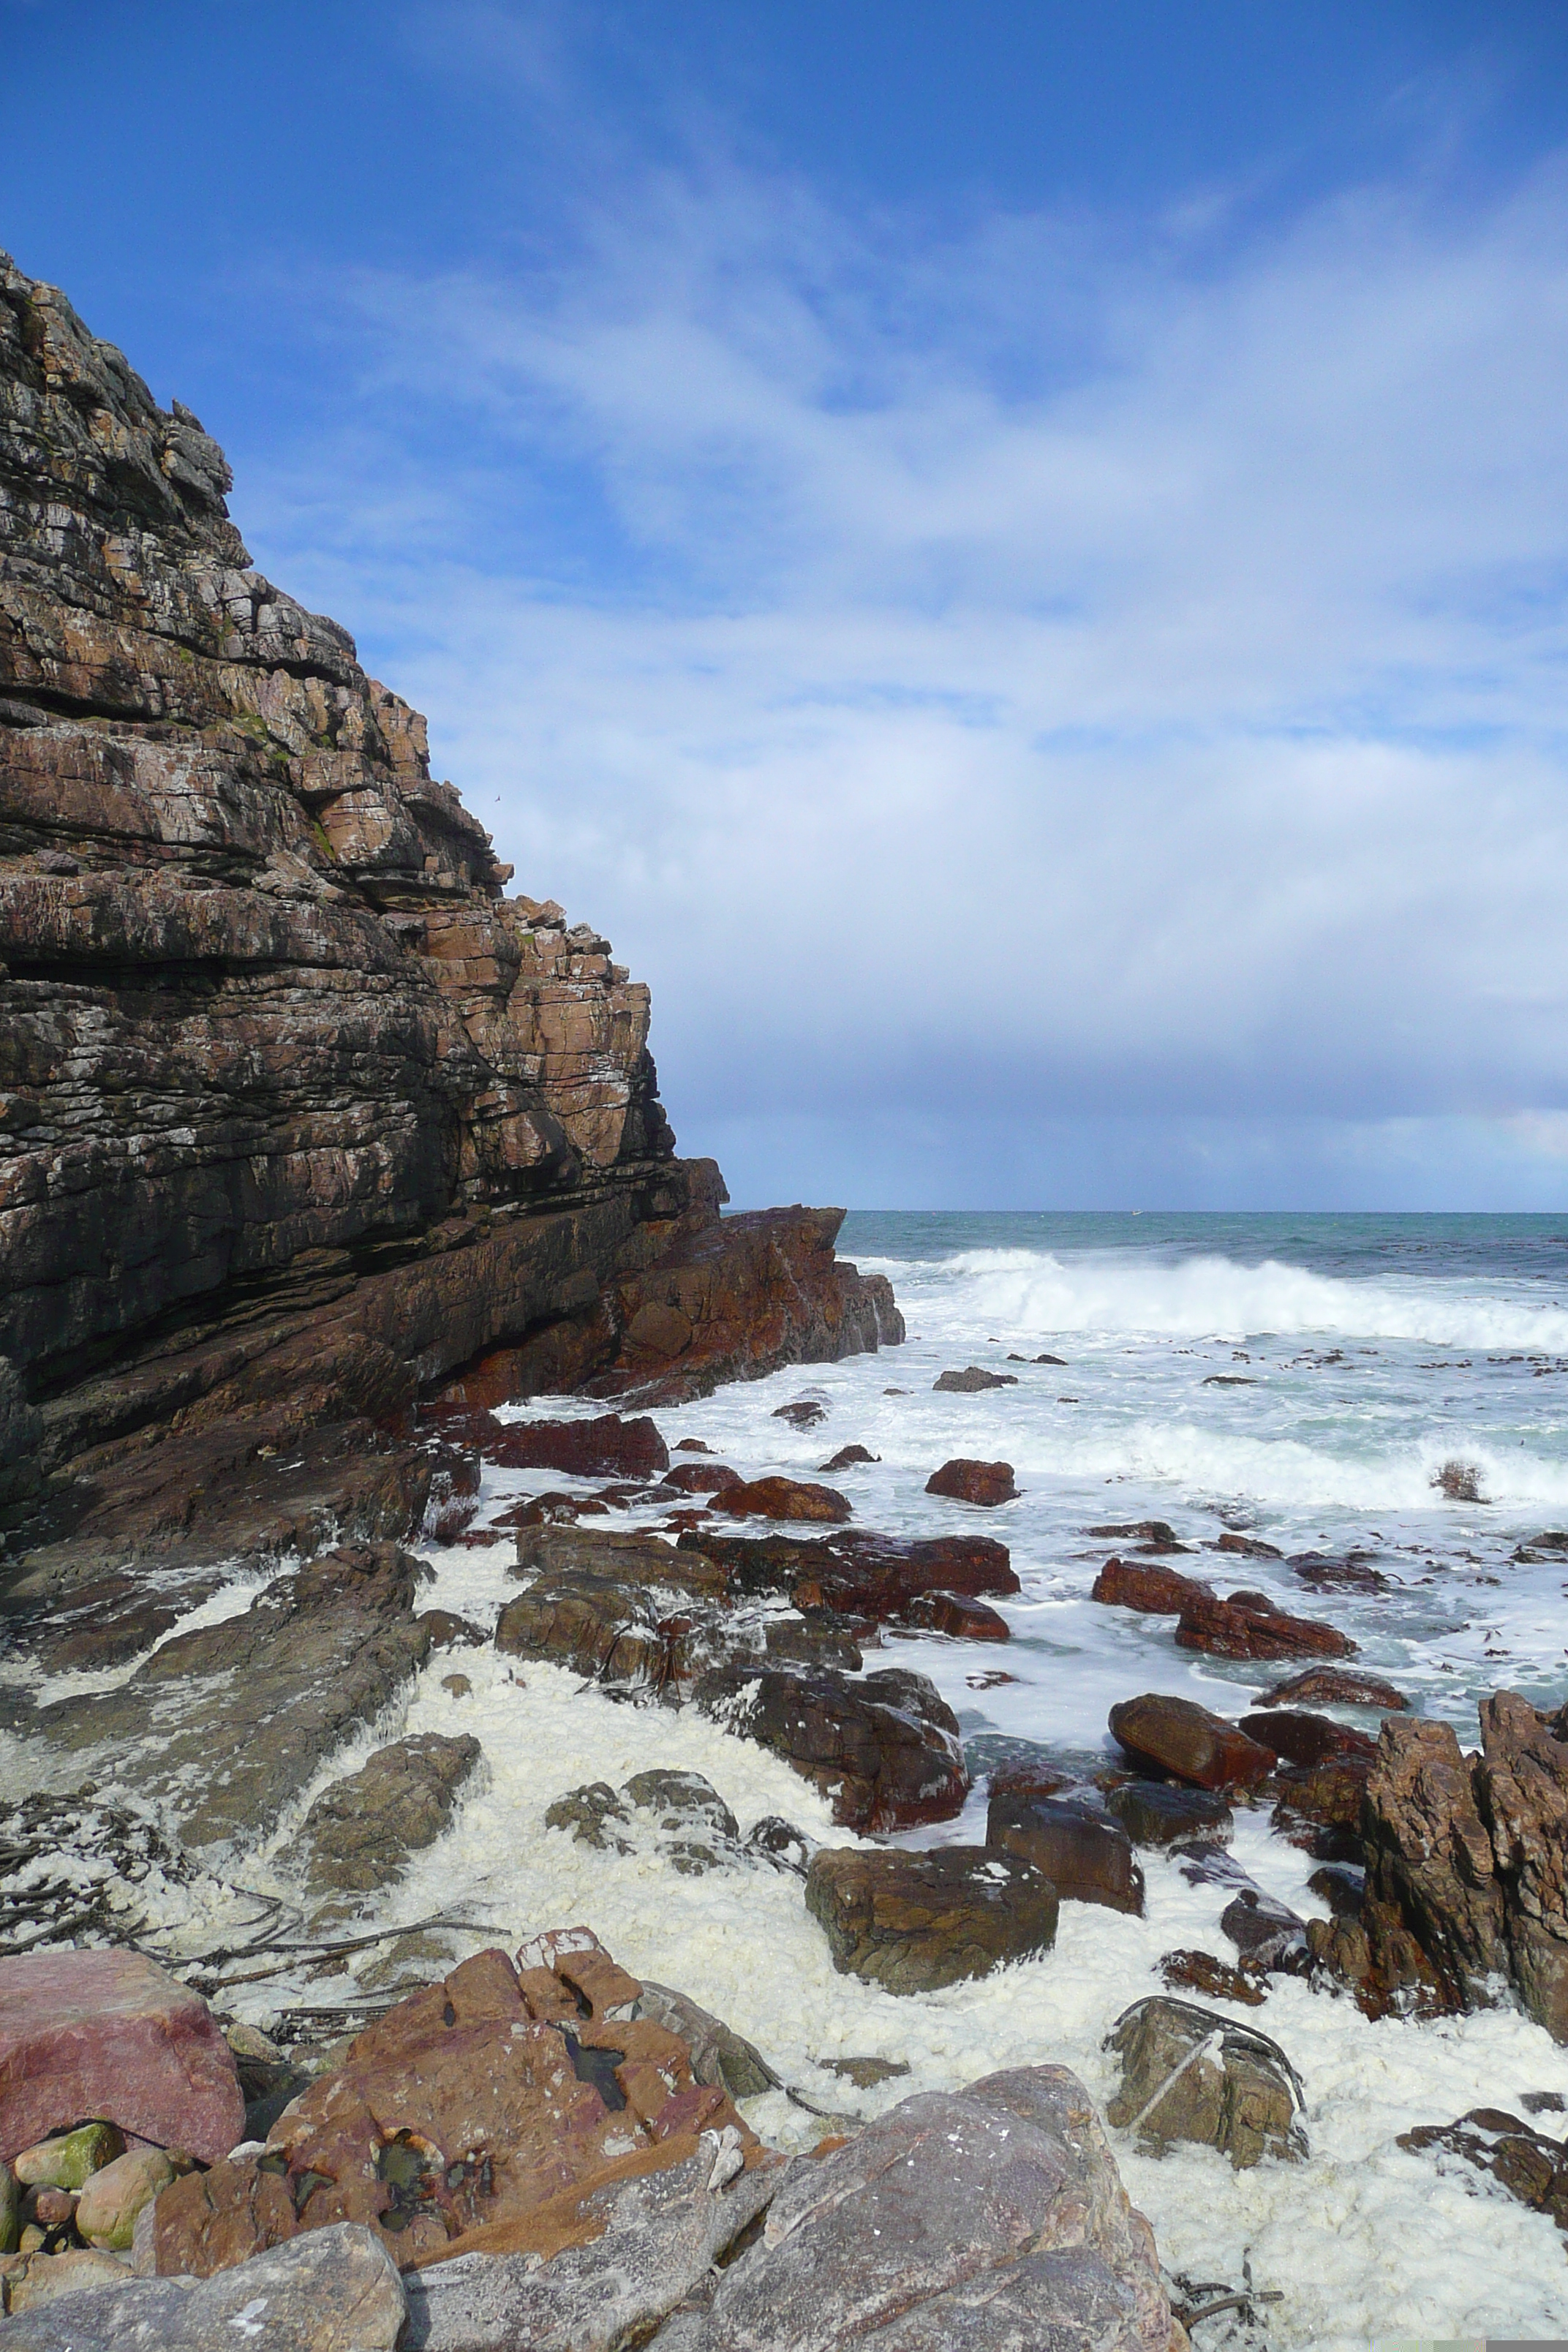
[241,109,1568,1202]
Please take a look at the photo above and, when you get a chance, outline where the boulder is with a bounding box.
[673,2068,1177,2352]
[696,1665,967,1832]
[0,1950,243,2167]
[402,2144,781,2350]
[623,1771,740,1874]
[153,1937,755,2278]
[712,1477,851,1525]
[1090,1558,1210,1614]
[1106,1782,1233,1847]
[688,1526,1019,1620]
[418,1610,486,1651]
[663,1462,742,1495]
[932,1367,1018,1392]
[74,2148,179,2251]
[288,1734,483,1896]
[1398,2108,1568,2239]
[1214,1531,1282,1560]
[1175,1588,1357,1662]
[1104,1998,1305,2168]
[924,1458,1019,1507]
[806,1845,1058,1992]
[12,2124,123,2191]
[1108,1695,1275,1793]
[1477,1689,1568,2044]
[1240,1710,1376,1768]
[987,1792,1145,1915]
[1220,1888,1308,1970]
[0,2247,132,2321]
[544,1782,634,1853]
[0,2223,405,2348]
[1360,1715,1509,2010]
[1260,1665,1407,1710]
[902,1588,1011,1640]
[818,1445,878,1472]
[483,1414,671,1480]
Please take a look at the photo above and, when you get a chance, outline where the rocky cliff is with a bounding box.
[0,252,900,1598]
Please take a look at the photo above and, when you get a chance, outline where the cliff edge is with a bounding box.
[0,252,900,1598]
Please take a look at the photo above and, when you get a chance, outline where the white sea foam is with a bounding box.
[921,1245,1568,1351]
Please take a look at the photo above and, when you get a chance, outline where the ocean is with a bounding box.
[8,1211,1568,2346]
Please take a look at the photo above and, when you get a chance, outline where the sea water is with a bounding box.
[11,1213,1568,2346]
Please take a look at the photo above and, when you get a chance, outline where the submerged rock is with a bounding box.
[288,1734,483,1897]
[1175,1588,1357,1662]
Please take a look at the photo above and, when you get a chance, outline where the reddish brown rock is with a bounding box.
[1240,1711,1377,1769]
[712,1477,852,1525]
[661,1461,741,1495]
[695,1665,968,1832]
[1214,1531,1283,1560]
[1108,1695,1275,1793]
[1090,1557,1210,1614]
[1288,1552,1392,1594]
[687,1526,1018,1621]
[1175,1588,1357,1662]
[1261,1665,1409,1711]
[1477,1690,1568,2043]
[924,1458,1019,1507]
[902,1589,1011,1640]
[472,1413,670,1481]
[0,1950,243,2166]
[154,1935,753,2277]
[1158,1950,1267,2006]
[1398,2109,1568,2236]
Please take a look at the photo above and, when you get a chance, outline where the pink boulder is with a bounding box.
[0,1950,244,2166]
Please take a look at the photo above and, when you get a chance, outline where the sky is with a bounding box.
[7,1,1568,1210]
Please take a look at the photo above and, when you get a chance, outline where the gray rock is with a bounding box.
[666,2067,1177,2352]
[288,1733,482,1894]
[0,2223,405,2349]
[402,2144,783,2351]
[1106,1781,1234,1848]
[634,1982,779,2100]
[932,1366,1019,1392]
[545,1779,635,1852]
[1104,1997,1306,2169]
[625,1769,740,1874]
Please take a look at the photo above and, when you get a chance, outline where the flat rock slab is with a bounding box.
[1109,1694,1275,1793]
[403,2144,782,2351]
[0,2223,405,2350]
[0,1948,243,2167]
[288,1733,483,1896]
[678,2066,1177,2352]
[1175,1588,1357,1662]
[26,1542,431,1847]
[806,1844,1058,1992]
[1091,1558,1210,1614]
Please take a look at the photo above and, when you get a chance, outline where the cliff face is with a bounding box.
[0,252,900,1592]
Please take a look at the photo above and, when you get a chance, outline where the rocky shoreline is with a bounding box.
[3,254,1568,2348]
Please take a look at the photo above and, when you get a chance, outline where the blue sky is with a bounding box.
[9,2,1568,1208]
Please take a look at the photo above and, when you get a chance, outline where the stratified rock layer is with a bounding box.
[0,249,900,1592]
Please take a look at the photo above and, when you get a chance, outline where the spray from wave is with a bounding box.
[911,1248,1568,1351]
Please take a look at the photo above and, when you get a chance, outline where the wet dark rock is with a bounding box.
[987,1792,1145,1915]
[1308,1861,1366,1918]
[924,1458,1019,1507]
[1261,1665,1409,1711]
[1108,1695,1275,1793]
[1106,1781,1234,1848]
[1240,1710,1378,1769]
[662,1462,742,1495]
[1090,1558,1210,1614]
[712,1477,851,1525]
[1104,1998,1305,2168]
[1220,1887,1308,1971]
[417,1610,485,1651]
[817,1444,878,1472]
[806,1846,1058,1993]
[685,1525,1019,1621]
[1175,1588,1358,1662]
[696,1665,967,1833]
[742,1817,813,1876]
[288,1733,483,1897]
[902,1589,1011,1640]
[772,1400,826,1428]
[932,1367,1017,1393]
[1288,1551,1392,1594]
[1085,1520,1183,1551]
[1214,1532,1282,1560]
[1158,1950,1267,2007]
[1270,1757,1373,1860]
[479,1414,671,1481]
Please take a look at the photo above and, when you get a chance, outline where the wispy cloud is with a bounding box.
[239,52,1568,1202]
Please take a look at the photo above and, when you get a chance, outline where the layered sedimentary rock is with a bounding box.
[0,250,900,1595]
